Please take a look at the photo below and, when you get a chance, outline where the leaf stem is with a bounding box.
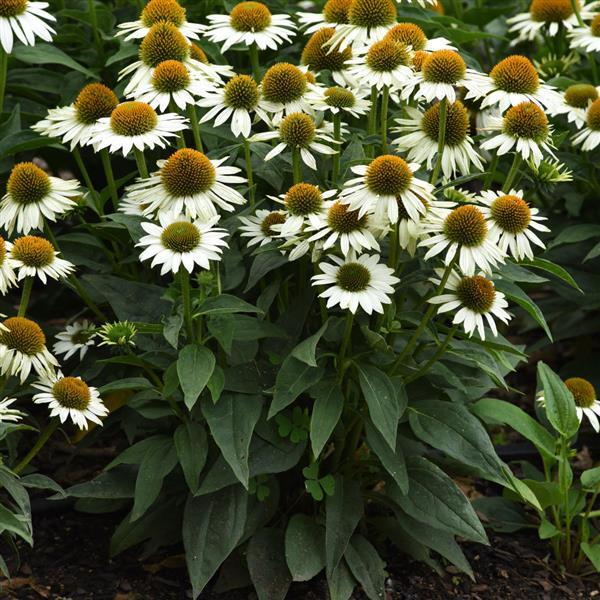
[331,112,341,184]
[18,277,34,317]
[292,147,302,184]
[72,147,100,212]
[180,269,194,341]
[243,138,255,206]
[249,43,260,81]
[134,148,149,179]
[187,103,203,152]
[0,46,7,116]
[100,148,119,211]
[502,153,522,192]
[380,85,389,154]
[337,311,354,377]
[404,325,457,384]
[14,419,59,475]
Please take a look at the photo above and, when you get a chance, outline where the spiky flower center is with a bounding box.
[443,205,487,246]
[141,0,185,27]
[140,22,190,67]
[587,98,600,130]
[0,317,45,355]
[190,43,208,63]
[230,1,271,32]
[422,50,466,84]
[565,377,597,408]
[11,236,55,267]
[385,23,427,51]
[110,102,158,136]
[224,75,259,110]
[152,60,190,93]
[348,0,396,28]
[336,262,371,292]
[284,183,323,216]
[421,100,469,146]
[366,39,410,72]
[262,63,307,104]
[456,275,496,313]
[327,201,367,233]
[592,14,600,36]
[74,83,118,125]
[323,0,352,23]
[396,195,428,221]
[565,83,598,108]
[324,87,356,108]
[52,377,91,410]
[530,0,574,23]
[161,221,201,252]
[366,155,413,196]
[161,149,216,197]
[490,55,540,94]
[7,162,51,206]
[412,51,428,71]
[260,212,286,236]
[503,101,548,140]
[490,195,531,233]
[0,0,26,18]
[301,28,352,73]
[279,112,315,148]
[100,321,137,346]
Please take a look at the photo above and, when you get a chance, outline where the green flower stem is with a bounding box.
[248,43,260,81]
[72,147,100,211]
[14,419,59,475]
[452,0,463,18]
[390,262,454,375]
[367,86,378,157]
[404,325,457,384]
[243,138,255,206]
[502,153,522,192]
[388,219,399,270]
[571,0,585,26]
[429,97,447,184]
[99,148,119,211]
[483,153,499,188]
[187,104,204,152]
[17,277,34,317]
[292,147,302,184]
[180,269,194,341]
[0,47,7,117]
[331,113,342,184]
[337,311,354,377]
[313,263,328,324]
[134,148,149,179]
[87,0,102,57]
[590,54,599,85]
[380,85,389,154]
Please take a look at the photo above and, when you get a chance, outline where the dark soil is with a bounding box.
[2,508,599,600]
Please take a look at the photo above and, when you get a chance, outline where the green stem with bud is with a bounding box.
[187,104,204,152]
[331,113,342,184]
[134,148,149,179]
[502,153,522,192]
[380,85,389,154]
[243,138,255,207]
[430,97,447,185]
[14,419,59,475]
[292,147,302,184]
[99,149,119,211]
[18,277,34,317]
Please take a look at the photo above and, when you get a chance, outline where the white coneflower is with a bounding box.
[137,211,228,275]
[301,27,355,87]
[203,1,296,52]
[508,0,597,42]
[481,101,555,166]
[187,41,236,84]
[258,63,314,121]
[7,235,74,283]
[238,210,287,247]
[572,97,600,149]
[298,0,352,34]
[305,200,380,256]
[403,50,487,103]
[0,398,25,423]
[472,55,563,112]
[0,236,17,294]
[477,189,549,260]
[569,14,600,52]
[0,316,58,383]
[53,320,95,361]
[340,155,435,225]
[249,112,338,170]
[269,183,337,238]
[122,148,246,219]
[32,83,119,150]
[128,59,214,112]
[88,101,187,156]
[306,86,370,118]
[197,74,271,138]
[538,377,600,432]
[324,0,397,51]
[33,371,108,430]
[311,253,399,314]
[419,204,505,274]
[96,321,137,348]
[347,39,413,91]
[0,0,55,53]
[393,101,484,179]
[428,270,511,339]
[551,83,600,128]
[116,0,205,41]
[383,22,454,53]
[0,162,79,235]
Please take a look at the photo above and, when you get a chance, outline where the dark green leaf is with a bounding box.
[537,361,579,438]
[343,535,385,600]
[285,514,326,582]
[247,528,292,600]
[291,322,329,367]
[177,345,216,410]
[365,421,408,494]
[175,422,208,493]
[309,379,344,458]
